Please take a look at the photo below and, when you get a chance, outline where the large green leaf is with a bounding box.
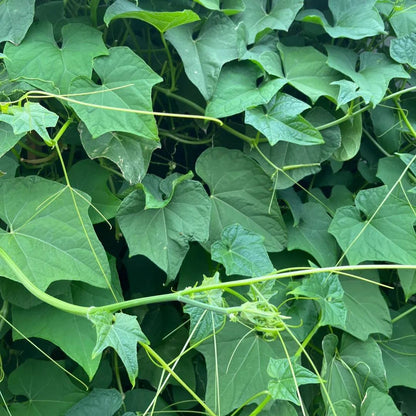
[0,0,35,45]
[246,92,323,146]
[69,47,162,140]
[117,175,211,281]
[378,313,416,389]
[326,46,409,105]
[329,186,416,265]
[341,273,391,340]
[11,278,121,380]
[165,13,244,100]
[0,122,24,158]
[79,123,159,185]
[267,357,320,405]
[321,333,387,412]
[211,224,274,277]
[4,21,108,93]
[287,202,338,267]
[68,160,121,224]
[0,176,112,291]
[289,273,346,328]
[197,321,296,416]
[232,0,303,44]
[241,33,284,77]
[195,147,286,251]
[205,61,285,118]
[0,102,58,143]
[361,386,401,416]
[5,359,85,415]
[104,0,200,32]
[247,107,341,189]
[88,311,149,387]
[277,44,340,102]
[390,33,416,68]
[297,0,385,40]
[389,0,416,36]
[66,388,123,416]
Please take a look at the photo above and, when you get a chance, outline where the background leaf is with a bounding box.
[0,0,35,45]
[378,313,416,389]
[5,359,85,415]
[66,388,123,416]
[196,147,287,251]
[68,160,121,224]
[79,123,159,185]
[117,176,211,281]
[390,33,416,68]
[267,357,319,405]
[232,0,303,44]
[211,224,274,277]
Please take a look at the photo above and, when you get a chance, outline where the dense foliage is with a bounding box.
[0,0,416,414]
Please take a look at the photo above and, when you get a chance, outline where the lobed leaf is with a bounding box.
[89,311,149,387]
[0,0,35,45]
[69,47,162,140]
[196,147,287,251]
[0,176,112,291]
[298,0,385,40]
[211,224,274,277]
[4,21,108,93]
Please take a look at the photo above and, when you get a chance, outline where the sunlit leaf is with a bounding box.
[69,47,162,140]
[289,273,346,328]
[0,102,58,143]
[232,0,303,44]
[165,13,244,100]
[246,92,323,146]
[0,176,112,290]
[183,273,225,344]
[4,21,108,93]
[329,186,416,265]
[278,44,340,102]
[89,311,149,387]
[104,0,200,32]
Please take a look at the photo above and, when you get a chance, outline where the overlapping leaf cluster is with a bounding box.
[0,0,416,415]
